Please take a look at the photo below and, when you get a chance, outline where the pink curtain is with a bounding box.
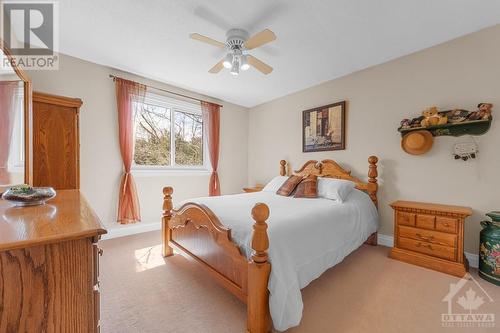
[201,101,221,196]
[115,78,146,224]
[0,82,19,184]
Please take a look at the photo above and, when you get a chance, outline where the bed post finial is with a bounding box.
[280,160,287,176]
[367,156,378,206]
[251,203,270,263]
[248,203,271,333]
[162,187,174,257]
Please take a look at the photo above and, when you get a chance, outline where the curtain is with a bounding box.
[0,81,19,184]
[201,101,221,196]
[115,78,146,224]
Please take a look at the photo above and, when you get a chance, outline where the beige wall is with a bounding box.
[29,54,248,227]
[28,25,500,253]
[248,25,500,254]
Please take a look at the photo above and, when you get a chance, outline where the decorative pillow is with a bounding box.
[294,174,318,198]
[262,176,289,192]
[276,175,303,196]
[317,178,356,203]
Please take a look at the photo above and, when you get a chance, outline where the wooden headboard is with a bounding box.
[279,156,379,207]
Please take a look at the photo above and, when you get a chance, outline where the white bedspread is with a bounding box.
[181,190,378,331]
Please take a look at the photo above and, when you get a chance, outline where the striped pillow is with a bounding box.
[294,174,318,198]
[276,175,303,196]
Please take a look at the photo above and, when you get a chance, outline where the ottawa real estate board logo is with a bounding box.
[1,0,59,70]
[441,273,495,328]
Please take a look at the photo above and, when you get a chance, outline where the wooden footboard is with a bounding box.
[162,187,271,332]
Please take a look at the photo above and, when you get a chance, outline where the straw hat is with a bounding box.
[401,130,433,155]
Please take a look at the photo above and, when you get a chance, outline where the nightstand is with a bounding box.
[389,200,472,277]
[243,185,264,193]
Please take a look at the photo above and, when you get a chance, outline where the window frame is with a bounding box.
[7,86,25,173]
[131,92,210,175]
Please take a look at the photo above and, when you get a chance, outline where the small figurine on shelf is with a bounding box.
[410,116,424,128]
[437,112,448,125]
[468,103,493,121]
[447,109,470,123]
[420,106,448,127]
[400,118,411,129]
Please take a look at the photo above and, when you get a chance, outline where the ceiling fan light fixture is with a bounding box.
[191,28,275,75]
[230,60,240,76]
[223,53,233,69]
[240,55,250,71]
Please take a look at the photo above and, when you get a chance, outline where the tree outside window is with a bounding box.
[133,94,204,168]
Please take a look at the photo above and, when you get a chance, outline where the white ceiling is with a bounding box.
[59,0,500,107]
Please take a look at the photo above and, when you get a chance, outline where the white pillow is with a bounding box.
[262,176,289,192]
[317,178,356,202]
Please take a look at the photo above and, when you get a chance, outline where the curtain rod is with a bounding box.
[109,74,223,108]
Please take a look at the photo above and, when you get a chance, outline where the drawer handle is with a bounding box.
[416,242,433,250]
[416,233,434,242]
[443,223,450,227]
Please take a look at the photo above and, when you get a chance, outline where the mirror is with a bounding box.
[0,44,32,187]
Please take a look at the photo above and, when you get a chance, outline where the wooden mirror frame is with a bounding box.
[0,39,33,185]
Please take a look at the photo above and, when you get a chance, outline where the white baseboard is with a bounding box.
[377,233,394,248]
[377,233,479,268]
[102,221,161,240]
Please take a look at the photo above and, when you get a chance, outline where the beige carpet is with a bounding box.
[99,231,500,333]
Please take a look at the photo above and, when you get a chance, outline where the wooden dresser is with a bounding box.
[0,190,106,332]
[389,200,472,277]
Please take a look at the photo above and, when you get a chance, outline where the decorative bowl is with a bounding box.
[1,185,56,206]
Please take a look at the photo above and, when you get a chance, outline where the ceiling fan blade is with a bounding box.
[190,33,226,48]
[244,29,276,50]
[208,60,224,74]
[248,55,273,74]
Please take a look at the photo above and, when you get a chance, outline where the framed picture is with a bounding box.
[302,101,346,152]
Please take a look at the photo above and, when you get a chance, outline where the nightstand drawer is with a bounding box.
[398,237,456,261]
[399,225,457,247]
[436,217,458,233]
[397,212,415,226]
[416,214,435,230]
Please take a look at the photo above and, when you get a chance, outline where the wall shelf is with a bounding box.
[398,118,492,137]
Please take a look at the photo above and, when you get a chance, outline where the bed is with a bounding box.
[162,156,379,332]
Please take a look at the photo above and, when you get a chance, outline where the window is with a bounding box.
[133,92,206,171]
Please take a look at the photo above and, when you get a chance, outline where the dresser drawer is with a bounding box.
[416,214,435,230]
[398,225,457,247]
[436,217,458,233]
[397,211,415,226]
[398,237,456,261]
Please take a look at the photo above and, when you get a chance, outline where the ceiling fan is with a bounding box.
[190,28,276,76]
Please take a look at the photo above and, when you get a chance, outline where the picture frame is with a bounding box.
[302,101,346,152]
